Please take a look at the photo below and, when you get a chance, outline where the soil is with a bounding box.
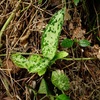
[0,0,100,100]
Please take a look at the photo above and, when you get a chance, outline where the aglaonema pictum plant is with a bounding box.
[11,7,70,99]
[11,7,68,76]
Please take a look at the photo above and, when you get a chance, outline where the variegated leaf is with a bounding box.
[51,70,70,91]
[11,54,28,68]
[41,7,65,60]
[28,55,50,76]
[11,54,50,76]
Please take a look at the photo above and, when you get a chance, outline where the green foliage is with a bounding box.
[11,7,70,99]
[11,54,50,76]
[11,7,67,76]
[50,51,68,65]
[61,38,74,48]
[51,70,70,91]
[78,39,90,47]
[56,94,70,100]
[11,53,28,68]
[73,0,80,6]
[61,38,90,48]
[41,7,65,60]
[38,78,50,94]
[27,55,50,76]
[53,51,68,60]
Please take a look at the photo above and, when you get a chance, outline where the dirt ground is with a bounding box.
[0,0,100,100]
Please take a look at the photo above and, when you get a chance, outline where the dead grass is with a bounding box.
[0,0,100,100]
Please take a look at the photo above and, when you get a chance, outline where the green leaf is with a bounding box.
[49,95,55,100]
[11,54,28,68]
[28,55,50,76]
[38,78,49,94]
[61,38,74,48]
[73,0,80,6]
[54,51,68,59]
[50,51,68,65]
[51,70,70,91]
[11,54,50,76]
[78,39,90,47]
[41,7,65,60]
[56,94,70,100]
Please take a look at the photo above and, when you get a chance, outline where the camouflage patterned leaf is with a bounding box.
[41,7,65,60]
[11,54,28,68]
[51,70,70,91]
[11,54,50,76]
[11,8,66,76]
[28,55,50,76]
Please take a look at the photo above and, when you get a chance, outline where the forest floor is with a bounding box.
[0,0,100,100]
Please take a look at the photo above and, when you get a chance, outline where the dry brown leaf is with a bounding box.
[36,20,46,31]
[3,60,20,74]
[97,49,100,59]
[64,10,71,21]
[20,40,28,48]
[69,22,74,30]
[84,44,100,58]
[72,27,85,40]
[91,45,100,59]
[50,0,62,7]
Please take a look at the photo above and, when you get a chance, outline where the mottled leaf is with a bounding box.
[41,7,65,60]
[11,54,28,68]
[11,54,50,76]
[28,55,50,76]
[51,70,70,91]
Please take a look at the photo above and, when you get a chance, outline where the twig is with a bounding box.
[86,26,100,34]
[0,0,21,46]
[93,1,100,37]
[0,52,42,56]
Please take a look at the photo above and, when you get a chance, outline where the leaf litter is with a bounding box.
[0,0,100,100]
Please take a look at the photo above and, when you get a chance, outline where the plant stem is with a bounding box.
[0,53,96,61]
[63,57,96,61]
